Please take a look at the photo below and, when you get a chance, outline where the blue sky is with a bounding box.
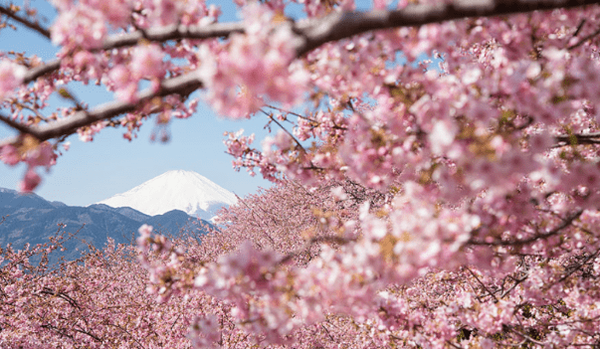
[0,0,403,206]
[0,0,278,206]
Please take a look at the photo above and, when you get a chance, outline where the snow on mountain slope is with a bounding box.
[97,170,238,220]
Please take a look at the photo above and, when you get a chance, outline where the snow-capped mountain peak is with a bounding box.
[97,170,238,220]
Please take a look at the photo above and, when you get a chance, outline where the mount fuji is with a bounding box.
[97,170,238,221]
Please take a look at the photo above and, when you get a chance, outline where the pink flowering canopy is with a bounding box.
[4,0,600,347]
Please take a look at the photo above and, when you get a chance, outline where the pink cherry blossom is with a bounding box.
[0,61,26,99]
[18,167,41,192]
[130,44,165,82]
[0,144,20,166]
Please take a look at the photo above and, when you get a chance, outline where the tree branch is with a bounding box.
[1,72,202,147]
[40,287,82,310]
[101,21,245,50]
[106,323,145,349]
[22,22,246,84]
[277,235,355,265]
[465,266,499,303]
[21,0,600,83]
[73,328,103,343]
[500,274,528,298]
[292,0,600,56]
[6,0,600,144]
[555,132,600,147]
[569,25,600,49]
[23,59,61,85]
[0,112,40,137]
[469,210,583,246]
[261,109,308,153]
[549,248,600,287]
[0,5,51,39]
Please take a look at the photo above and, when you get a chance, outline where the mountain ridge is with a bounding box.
[97,170,238,221]
[0,187,211,261]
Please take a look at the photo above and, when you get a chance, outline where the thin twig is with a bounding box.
[500,275,528,299]
[261,109,308,152]
[264,104,318,122]
[465,266,499,303]
[469,210,583,246]
[547,249,600,288]
[278,235,355,265]
[445,340,464,349]
[107,323,146,349]
[73,327,103,343]
[569,26,600,49]
[1,72,202,146]
[0,5,51,39]
[510,327,547,346]
[573,19,587,37]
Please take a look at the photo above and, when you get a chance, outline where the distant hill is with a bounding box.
[0,188,212,261]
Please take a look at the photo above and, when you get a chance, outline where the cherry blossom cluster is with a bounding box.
[198,3,309,118]
[0,228,240,348]
[136,179,600,348]
[1,138,57,191]
[0,60,26,100]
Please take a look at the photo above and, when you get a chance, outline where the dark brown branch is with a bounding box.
[23,59,61,85]
[22,0,600,83]
[73,328,103,342]
[106,323,145,349]
[265,104,318,123]
[554,132,600,147]
[445,340,464,349]
[465,266,499,303]
[572,19,587,37]
[22,22,245,84]
[469,210,583,246]
[569,26,600,49]
[261,109,307,152]
[293,0,600,56]
[500,275,528,298]
[1,72,202,147]
[41,324,75,340]
[0,112,40,137]
[549,249,600,287]
[40,287,81,310]
[321,324,336,342]
[6,0,600,144]
[101,21,245,50]
[0,5,51,39]
[509,327,547,346]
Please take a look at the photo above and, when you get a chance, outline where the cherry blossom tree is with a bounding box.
[0,195,385,348]
[4,0,600,347]
[0,229,250,348]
